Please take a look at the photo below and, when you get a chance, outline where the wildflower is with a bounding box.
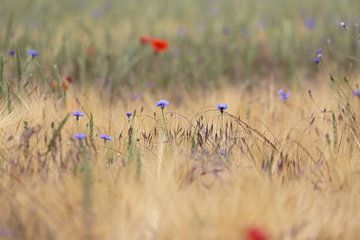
[8,50,16,57]
[313,56,321,65]
[156,99,169,109]
[74,133,86,140]
[353,89,360,97]
[28,49,39,59]
[72,111,85,121]
[313,49,322,64]
[65,76,75,84]
[151,39,169,53]
[340,21,347,29]
[305,17,316,30]
[140,36,152,45]
[316,49,323,58]
[126,112,132,118]
[100,134,112,142]
[217,103,228,114]
[245,226,269,240]
[278,89,291,101]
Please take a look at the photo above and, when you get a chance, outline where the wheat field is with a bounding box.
[0,81,359,239]
[1,0,360,239]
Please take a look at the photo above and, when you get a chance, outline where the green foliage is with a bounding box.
[15,51,22,86]
[46,113,70,154]
[89,113,95,144]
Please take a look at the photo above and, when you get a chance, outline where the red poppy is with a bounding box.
[140,36,152,45]
[151,39,169,53]
[245,226,269,240]
[65,76,75,84]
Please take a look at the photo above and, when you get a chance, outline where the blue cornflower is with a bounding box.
[313,56,321,65]
[28,49,39,59]
[316,49,322,58]
[305,17,316,30]
[126,112,132,118]
[313,49,323,64]
[278,89,291,101]
[72,111,85,121]
[353,89,360,97]
[100,134,112,142]
[156,99,169,109]
[8,50,16,57]
[74,133,86,140]
[217,103,228,114]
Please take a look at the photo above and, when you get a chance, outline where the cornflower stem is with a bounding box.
[161,108,168,136]
[77,138,85,149]
[221,112,224,139]
[76,119,80,131]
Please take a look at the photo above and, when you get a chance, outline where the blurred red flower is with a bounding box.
[140,36,152,45]
[151,39,169,53]
[245,226,269,240]
[65,76,75,84]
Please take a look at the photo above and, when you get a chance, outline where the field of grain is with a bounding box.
[1,1,360,239]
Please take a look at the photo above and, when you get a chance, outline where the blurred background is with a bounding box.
[0,0,359,92]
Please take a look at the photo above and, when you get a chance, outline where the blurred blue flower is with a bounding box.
[100,134,112,142]
[353,89,360,97]
[126,112,132,118]
[313,49,323,64]
[305,17,316,30]
[74,133,86,140]
[156,99,169,109]
[217,103,228,113]
[316,49,323,58]
[278,89,291,101]
[8,50,16,57]
[313,57,321,65]
[72,111,85,121]
[28,49,39,59]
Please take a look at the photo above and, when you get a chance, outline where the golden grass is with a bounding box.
[1,82,360,240]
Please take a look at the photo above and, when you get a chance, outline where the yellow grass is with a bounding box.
[1,83,360,240]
